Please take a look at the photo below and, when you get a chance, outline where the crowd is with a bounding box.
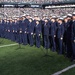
[0,8,75,19]
[0,12,75,62]
[0,0,74,3]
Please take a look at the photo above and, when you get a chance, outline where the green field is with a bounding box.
[0,38,74,75]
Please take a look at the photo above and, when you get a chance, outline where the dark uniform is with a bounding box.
[6,20,10,39]
[57,19,64,54]
[34,20,41,48]
[66,19,72,58]
[50,19,57,51]
[43,19,50,49]
[71,20,75,61]
[4,20,7,39]
[18,19,23,44]
[22,19,28,45]
[27,18,34,46]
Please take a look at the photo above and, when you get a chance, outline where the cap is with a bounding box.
[67,14,72,17]
[72,12,75,16]
[58,17,63,21]
[52,16,56,19]
[63,16,67,19]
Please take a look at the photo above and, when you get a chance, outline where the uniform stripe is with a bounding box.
[52,64,75,75]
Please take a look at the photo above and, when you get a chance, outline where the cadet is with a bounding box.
[6,19,10,39]
[4,18,7,38]
[0,19,2,38]
[1,19,5,38]
[66,14,72,58]
[0,18,2,37]
[22,15,28,45]
[71,12,75,61]
[27,18,34,46]
[25,14,30,44]
[63,16,68,53]
[57,18,64,54]
[18,17,23,44]
[34,20,41,48]
[41,15,47,47]
[9,19,13,40]
[50,17,57,51]
[43,18,50,49]
[12,18,18,42]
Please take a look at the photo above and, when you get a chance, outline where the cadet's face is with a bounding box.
[27,16,30,19]
[34,17,38,20]
[56,19,59,21]
[58,20,62,24]
[73,16,75,20]
[67,17,71,20]
[64,18,68,22]
[45,20,48,23]
[51,19,55,22]
[23,17,25,20]
[36,21,39,25]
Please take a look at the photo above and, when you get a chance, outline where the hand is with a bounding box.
[54,35,56,37]
[39,34,41,36]
[61,37,63,40]
[13,30,14,32]
[8,30,10,32]
[74,40,75,43]
[31,33,33,35]
[25,31,26,33]
[20,31,22,33]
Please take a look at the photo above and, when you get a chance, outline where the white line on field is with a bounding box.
[52,64,75,75]
[0,43,18,48]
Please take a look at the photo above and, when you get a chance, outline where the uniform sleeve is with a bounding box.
[61,24,64,37]
[39,24,41,34]
[73,25,75,39]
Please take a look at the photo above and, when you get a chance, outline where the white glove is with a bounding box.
[13,30,14,32]
[20,31,22,33]
[74,40,75,43]
[31,33,33,35]
[25,31,26,33]
[61,37,63,40]
[39,34,41,36]
[54,35,56,37]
